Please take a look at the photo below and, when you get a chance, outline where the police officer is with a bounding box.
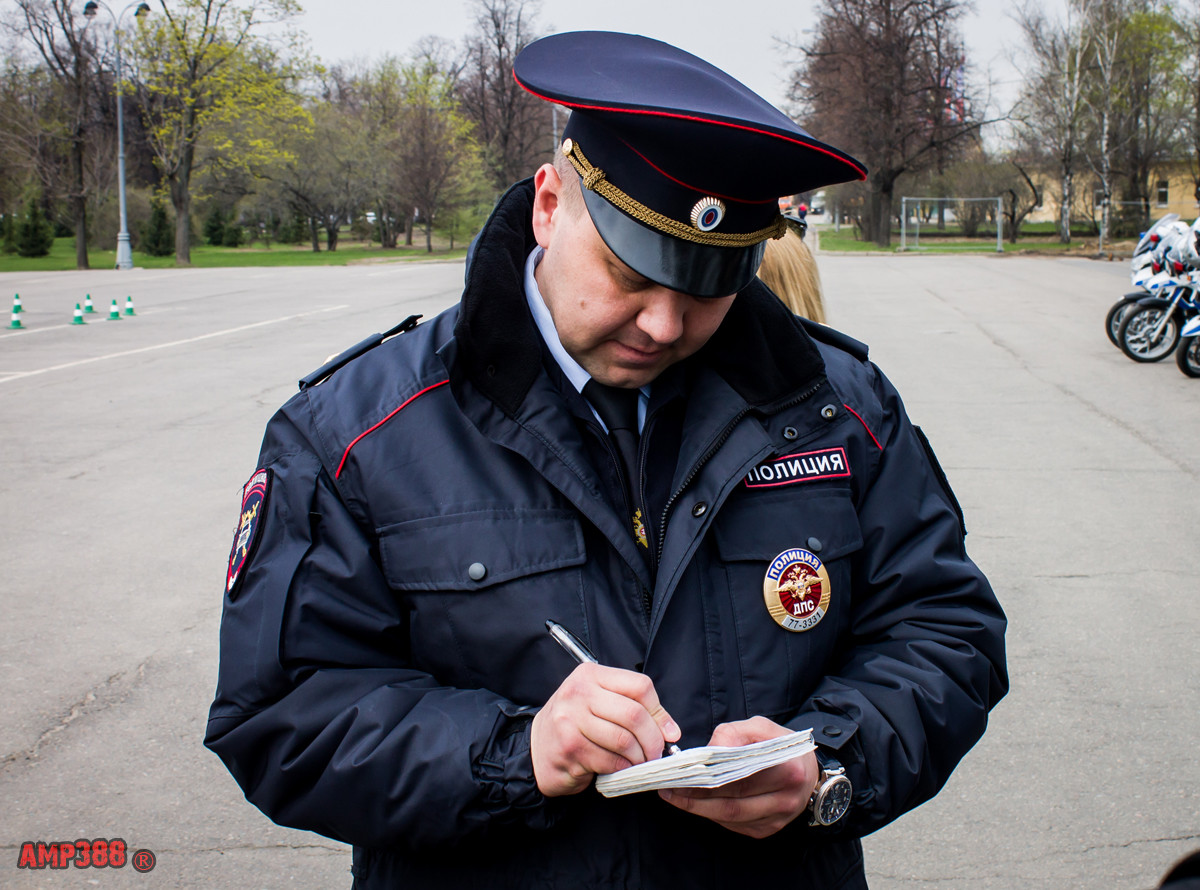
[207,31,1007,889]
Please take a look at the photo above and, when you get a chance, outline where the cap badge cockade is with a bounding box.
[690,197,726,232]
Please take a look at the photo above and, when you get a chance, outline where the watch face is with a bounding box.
[817,776,852,825]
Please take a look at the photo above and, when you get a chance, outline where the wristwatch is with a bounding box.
[808,751,853,827]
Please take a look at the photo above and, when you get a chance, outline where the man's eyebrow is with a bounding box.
[609,258,652,287]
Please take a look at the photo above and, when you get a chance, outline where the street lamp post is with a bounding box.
[83,0,149,271]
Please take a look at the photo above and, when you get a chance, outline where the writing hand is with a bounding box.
[531,663,681,797]
[657,716,819,838]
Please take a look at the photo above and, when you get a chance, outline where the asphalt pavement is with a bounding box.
[0,252,1196,888]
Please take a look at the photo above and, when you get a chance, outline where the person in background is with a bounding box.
[758,219,826,323]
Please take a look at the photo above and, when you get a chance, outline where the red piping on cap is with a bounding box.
[620,139,777,205]
[336,379,450,478]
[515,74,868,182]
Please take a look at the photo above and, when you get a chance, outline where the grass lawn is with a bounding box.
[816,223,1139,255]
[0,237,469,272]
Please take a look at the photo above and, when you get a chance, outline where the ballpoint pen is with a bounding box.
[545,619,681,756]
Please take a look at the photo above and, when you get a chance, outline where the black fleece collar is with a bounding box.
[452,180,827,418]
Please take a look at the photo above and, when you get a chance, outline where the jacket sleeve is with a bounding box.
[204,401,550,849]
[788,362,1008,836]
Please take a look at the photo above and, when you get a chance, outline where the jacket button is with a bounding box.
[468,562,487,581]
[823,725,842,737]
[691,502,708,517]
[783,425,798,440]
[807,537,822,553]
[820,404,837,420]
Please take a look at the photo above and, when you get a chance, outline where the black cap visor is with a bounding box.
[582,187,765,298]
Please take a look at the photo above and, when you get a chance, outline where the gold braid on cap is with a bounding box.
[562,139,786,247]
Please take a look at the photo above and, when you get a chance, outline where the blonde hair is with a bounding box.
[757,230,825,324]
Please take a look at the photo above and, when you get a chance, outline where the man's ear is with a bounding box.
[531,163,561,250]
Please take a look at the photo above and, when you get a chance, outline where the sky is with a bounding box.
[292,0,1069,117]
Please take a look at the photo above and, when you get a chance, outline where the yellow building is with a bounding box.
[1027,161,1200,228]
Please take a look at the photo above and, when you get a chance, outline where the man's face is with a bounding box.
[531,164,736,390]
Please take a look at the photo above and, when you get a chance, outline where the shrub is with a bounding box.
[1,213,15,254]
[221,224,244,247]
[16,196,55,258]
[203,206,227,246]
[141,200,174,257]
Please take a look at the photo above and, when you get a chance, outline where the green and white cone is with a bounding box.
[12,293,23,314]
[123,295,135,316]
[107,299,121,321]
[72,303,86,325]
[9,309,23,329]
[83,293,95,313]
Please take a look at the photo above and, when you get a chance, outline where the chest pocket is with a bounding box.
[377,508,587,703]
[710,490,863,721]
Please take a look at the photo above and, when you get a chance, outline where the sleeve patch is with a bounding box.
[226,468,272,600]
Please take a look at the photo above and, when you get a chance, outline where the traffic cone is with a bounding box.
[12,293,23,314]
[8,309,22,329]
[83,293,95,313]
[107,299,121,321]
[72,303,86,325]
[123,295,135,316]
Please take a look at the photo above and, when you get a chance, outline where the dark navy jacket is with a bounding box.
[206,181,1007,889]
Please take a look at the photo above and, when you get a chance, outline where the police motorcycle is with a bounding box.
[1106,213,1182,347]
[1176,313,1200,377]
[1116,223,1200,362]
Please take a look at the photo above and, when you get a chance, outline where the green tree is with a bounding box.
[1014,1,1091,243]
[140,197,172,255]
[457,0,552,193]
[9,0,100,269]
[393,61,483,252]
[128,0,310,264]
[788,0,987,246]
[16,193,55,256]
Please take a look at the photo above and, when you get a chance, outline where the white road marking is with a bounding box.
[0,305,348,385]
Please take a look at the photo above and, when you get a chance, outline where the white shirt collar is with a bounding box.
[524,246,592,394]
[523,247,648,432]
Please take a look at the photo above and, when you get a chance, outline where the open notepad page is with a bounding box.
[594,728,815,798]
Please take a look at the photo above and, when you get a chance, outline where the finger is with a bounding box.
[584,686,672,764]
[591,668,681,744]
[707,716,790,748]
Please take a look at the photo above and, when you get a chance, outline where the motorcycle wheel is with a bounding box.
[1118,305,1181,362]
[1105,297,1139,347]
[1176,336,1200,377]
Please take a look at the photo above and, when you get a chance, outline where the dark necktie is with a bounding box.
[583,379,649,554]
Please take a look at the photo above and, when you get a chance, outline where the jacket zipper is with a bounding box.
[636,413,659,620]
[654,380,827,569]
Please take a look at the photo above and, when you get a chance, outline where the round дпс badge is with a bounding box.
[763,548,831,632]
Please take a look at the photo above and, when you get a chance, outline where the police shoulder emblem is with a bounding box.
[226,468,271,599]
[763,548,831,632]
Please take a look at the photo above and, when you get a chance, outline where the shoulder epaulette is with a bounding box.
[298,314,422,390]
[798,317,869,362]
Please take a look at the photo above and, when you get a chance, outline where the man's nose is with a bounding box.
[636,288,689,345]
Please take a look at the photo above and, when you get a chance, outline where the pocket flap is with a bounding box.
[378,508,586,591]
[713,493,863,563]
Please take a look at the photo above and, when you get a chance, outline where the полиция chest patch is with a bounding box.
[763,548,831,632]
[744,447,850,489]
